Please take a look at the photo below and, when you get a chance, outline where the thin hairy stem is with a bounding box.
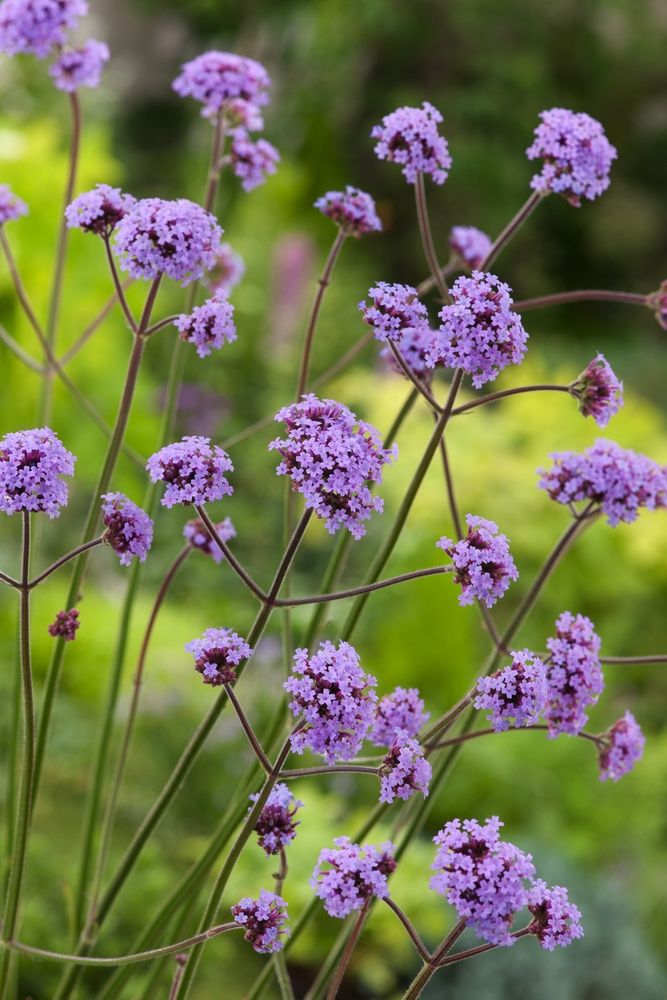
[326,901,370,1000]
[384,899,431,962]
[225,684,273,773]
[194,504,267,602]
[387,340,442,412]
[452,383,570,416]
[601,654,667,665]
[103,237,137,331]
[296,229,347,398]
[58,279,135,365]
[281,765,379,779]
[414,173,450,302]
[0,570,20,589]
[274,565,448,607]
[426,723,602,751]
[514,289,649,312]
[480,190,543,271]
[402,918,467,1000]
[0,324,45,373]
[28,536,104,589]
[415,259,457,298]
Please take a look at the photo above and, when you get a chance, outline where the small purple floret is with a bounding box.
[250,783,303,856]
[527,880,584,950]
[231,890,288,953]
[0,0,87,58]
[598,711,645,781]
[0,427,75,518]
[379,729,431,803]
[65,184,135,237]
[48,608,79,641]
[371,686,429,747]
[474,650,547,731]
[371,102,452,185]
[183,516,235,564]
[185,627,252,686]
[437,514,518,608]
[544,611,603,737]
[228,130,279,191]
[147,436,233,508]
[101,492,153,565]
[49,39,109,92]
[315,186,382,238]
[174,294,236,359]
[359,282,430,344]
[449,226,493,270]
[526,107,616,205]
[0,184,28,224]
[570,354,623,427]
[311,837,396,919]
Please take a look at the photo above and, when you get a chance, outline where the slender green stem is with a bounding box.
[281,765,378,779]
[426,723,602,750]
[421,692,473,745]
[387,339,441,412]
[384,899,431,962]
[437,926,531,968]
[295,229,347,398]
[414,173,450,302]
[452,384,570,416]
[514,289,649,312]
[275,566,447,607]
[326,901,370,1000]
[102,237,137,331]
[601,654,667,665]
[28,536,104,589]
[224,684,273,773]
[3,610,22,898]
[0,324,45,373]
[194,504,267,602]
[402,919,467,1000]
[480,190,543,271]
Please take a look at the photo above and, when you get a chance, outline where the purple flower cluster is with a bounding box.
[185,627,252,686]
[228,130,279,191]
[0,184,27,224]
[379,729,431,803]
[526,107,617,206]
[66,184,135,237]
[270,395,396,540]
[251,783,303,856]
[311,837,396,918]
[370,686,429,747]
[380,323,438,380]
[174,294,236,359]
[207,243,244,296]
[448,225,492,270]
[315,186,382,238]
[527,880,584,950]
[284,641,377,763]
[538,439,667,526]
[371,102,452,185]
[172,51,271,118]
[570,354,623,427]
[101,493,153,566]
[147,436,234,508]
[474,650,547,732]
[0,427,75,517]
[0,0,87,58]
[544,611,603,736]
[598,711,645,782]
[48,608,79,641]
[427,271,528,388]
[231,890,288,954]
[437,514,518,608]
[49,40,109,92]
[359,282,430,344]
[183,516,236,563]
[430,817,536,946]
[113,198,223,285]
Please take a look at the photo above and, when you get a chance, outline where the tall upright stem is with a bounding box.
[295,229,347,399]
[326,902,370,1000]
[414,173,450,302]
[402,919,467,1000]
[480,190,542,271]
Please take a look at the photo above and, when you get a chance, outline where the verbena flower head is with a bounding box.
[49,39,109,92]
[185,626,252,686]
[228,130,279,191]
[474,650,547,731]
[172,51,271,118]
[0,0,87,58]
[183,515,235,563]
[147,436,233,508]
[0,184,28,224]
[65,184,135,237]
[311,837,396,918]
[598,711,645,781]
[0,427,75,517]
[48,608,79,641]
[379,729,431,803]
[430,816,535,946]
[113,198,223,285]
[449,225,492,270]
[250,783,303,856]
[569,354,623,428]
[231,890,288,954]
[527,880,584,950]
[437,514,518,608]
[371,102,452,185]
[427,271,528,388]
[380,323,438,381]
[538,439,667,526]
[207,242,244,296]
[174,294,236,359]
[284,641,378,763]
[315,186,382,238]
[526,108,617,206]
[270,395,396,540]
[101,492,153,566]
[359,281,430,344]
[371,686,430,747]
[545,611,603,737]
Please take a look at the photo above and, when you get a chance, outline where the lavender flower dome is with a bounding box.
[598,711,645,781]
[48,608,79,641]
[526,108,617,206]
[172,51,271,117]
[185,626,252,686]
[0,427,75,517]
[113,198,223,286]
[49,39,109,92]
[428,271,528,388]
[311,837,396,919]
[315,186,382,238]
[359,281,430,344]
[250,783,303,856]
[231,890,288,954]
[371,686,430,747]
[380,323,439,381]
[229,130,279,191]
[66,184,135,237]
[207,242,244,296]
[430,816,535,946]
[101,492,153,566]
[448,225,493,270]
[437,514,518,608]
[545,611,603,737]
[538,438,667,526]
[147,436,233,508]
[270,395,396,540]
[570,354,623,427]
[474,650,548,732]
[0,0,87,58]
[371,102,452,185]
[528,880,584,950]
[284,641,378,764]
[379,729,431,804]
[174,294,236,359]
[183,515,235,563]
[0,184,28,224]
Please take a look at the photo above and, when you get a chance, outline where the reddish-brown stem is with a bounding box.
[281,764,379,779]
[601,654,667,665]
[0,570,20,589]
[28,537,105,589]
[480,190,543,271]
[414,173,450,302]
[452,384,570,416]
[388,339,442,412]
[514,289,649,312]
[224,684,273,774]
[296,229,347,398]
[194,505,268,603]
[436,926,531,968]
[144,315,179,336]
[103,237,137,332]
[326,901,371,1000]
[384,899,431,962]
[402,919,467,1000]
[421,692,474,745]
[273,565,448,607]
[425,723,602,751]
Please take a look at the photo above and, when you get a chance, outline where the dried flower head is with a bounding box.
[49,39,109,92]
[526,107,617,205]
[66,184,135,237]
[474,650,547,731]
[371,102,452,184]
[527,880,584,950]
[183,516,235,563]
[437,514,518,608]
[147,436,233,508]
[359,282,430,343]
[173,51,271,118]
[250,784,303,856]
[101,493,153,565]
[231,890,289,954]
[315,186,382,238]
[48,608,79,641]
[545,611,603,737]
[371,686,430,747]
[0,0,87,58]
[311,837,396,918]
[185,627,252,686]
[228,130,279,191]
[448,225,493,270]
[598,711,645,781]
[379,729,431,803]
[0,427,75,517]
[570,354,623,427]
[174,294,236,359]
[0,184,28,224]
